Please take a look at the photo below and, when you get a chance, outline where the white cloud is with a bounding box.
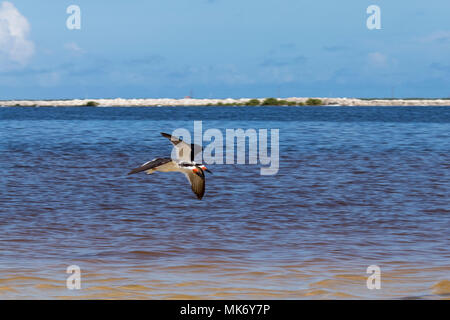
[367,52,388,68]
[420,30,450,44]
[0,1,35,68]
[64,42,85,54]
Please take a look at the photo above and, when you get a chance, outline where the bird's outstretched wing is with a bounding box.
[183,169,206,200]
[161,132,203,162]
[128,158,172,175]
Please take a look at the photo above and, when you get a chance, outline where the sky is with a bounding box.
[0,0,449,99]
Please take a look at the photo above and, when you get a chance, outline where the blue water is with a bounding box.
[0,106,449,299]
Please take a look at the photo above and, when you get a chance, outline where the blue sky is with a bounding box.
[0,0,449,99]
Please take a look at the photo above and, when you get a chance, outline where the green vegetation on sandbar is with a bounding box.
[245,99,261,106]
[230,98,309,106]
[261,98,280,105]
[11,103,38,107]
[241,98,322,106]
[208,98,323,106]
[85,101,100,107]
[305,98,323,105]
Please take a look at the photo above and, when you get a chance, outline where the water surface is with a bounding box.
[0,106,449,299]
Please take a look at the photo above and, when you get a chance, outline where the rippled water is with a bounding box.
[0,106,449,299]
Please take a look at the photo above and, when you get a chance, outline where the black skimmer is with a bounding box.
[128,133,212,200]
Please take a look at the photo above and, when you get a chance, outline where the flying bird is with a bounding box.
[128,132,212,200]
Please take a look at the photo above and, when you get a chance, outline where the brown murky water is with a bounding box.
[1,262,449,299]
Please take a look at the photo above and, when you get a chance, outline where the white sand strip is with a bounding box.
[1,97,450,107]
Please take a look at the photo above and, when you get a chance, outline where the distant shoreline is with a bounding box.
[1,97,450,107]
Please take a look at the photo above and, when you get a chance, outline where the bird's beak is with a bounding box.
[201,166,212,174]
